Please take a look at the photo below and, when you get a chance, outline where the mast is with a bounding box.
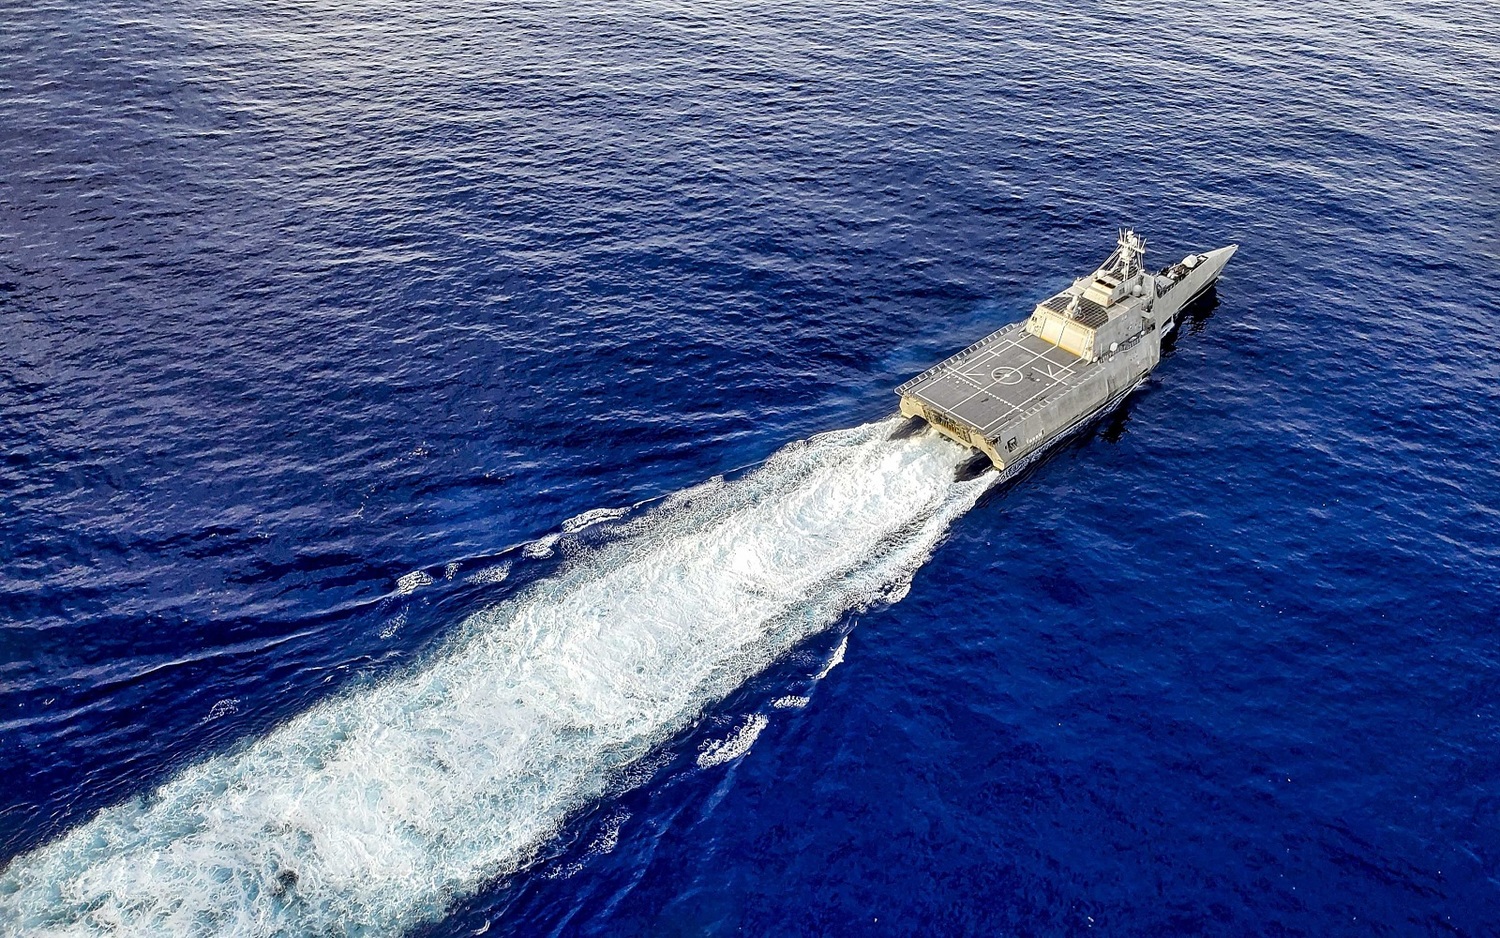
[1114,228,1146,278]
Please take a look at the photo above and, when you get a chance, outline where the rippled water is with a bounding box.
[2,1,1497,935]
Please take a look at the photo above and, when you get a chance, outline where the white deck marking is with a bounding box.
[908,325,1090,439]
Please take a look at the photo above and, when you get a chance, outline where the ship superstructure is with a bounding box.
[896,231,1236,473]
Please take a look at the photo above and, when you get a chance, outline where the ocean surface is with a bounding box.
[2,1,1497,934]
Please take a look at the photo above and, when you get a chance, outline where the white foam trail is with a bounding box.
[466,561,511,586]
[560,505,631,534]
[584,810,627,857]
[394,570,433,596]
[202,699,239,723]
[0,420,988,937]
[814,635,848,680]
[521,532,560,559]
[696,715,768,769]
[378,611,407,640]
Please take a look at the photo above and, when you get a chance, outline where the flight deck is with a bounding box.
[895,323,1094,442]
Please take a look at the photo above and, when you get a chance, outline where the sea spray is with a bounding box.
[0,420,988,937]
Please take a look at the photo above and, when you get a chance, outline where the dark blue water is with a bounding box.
[3,1,1497,934]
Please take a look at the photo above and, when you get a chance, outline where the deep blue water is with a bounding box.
[2,1,1498,934]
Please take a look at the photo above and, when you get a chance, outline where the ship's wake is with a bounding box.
[0,420,988,937]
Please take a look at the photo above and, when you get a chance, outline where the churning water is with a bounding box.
[2,423,988,935]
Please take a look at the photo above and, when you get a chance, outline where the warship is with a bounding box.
[896,231,1236,478]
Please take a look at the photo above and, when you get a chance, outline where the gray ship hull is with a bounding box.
[956,374,1146,486]
[897,235,1235,472]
